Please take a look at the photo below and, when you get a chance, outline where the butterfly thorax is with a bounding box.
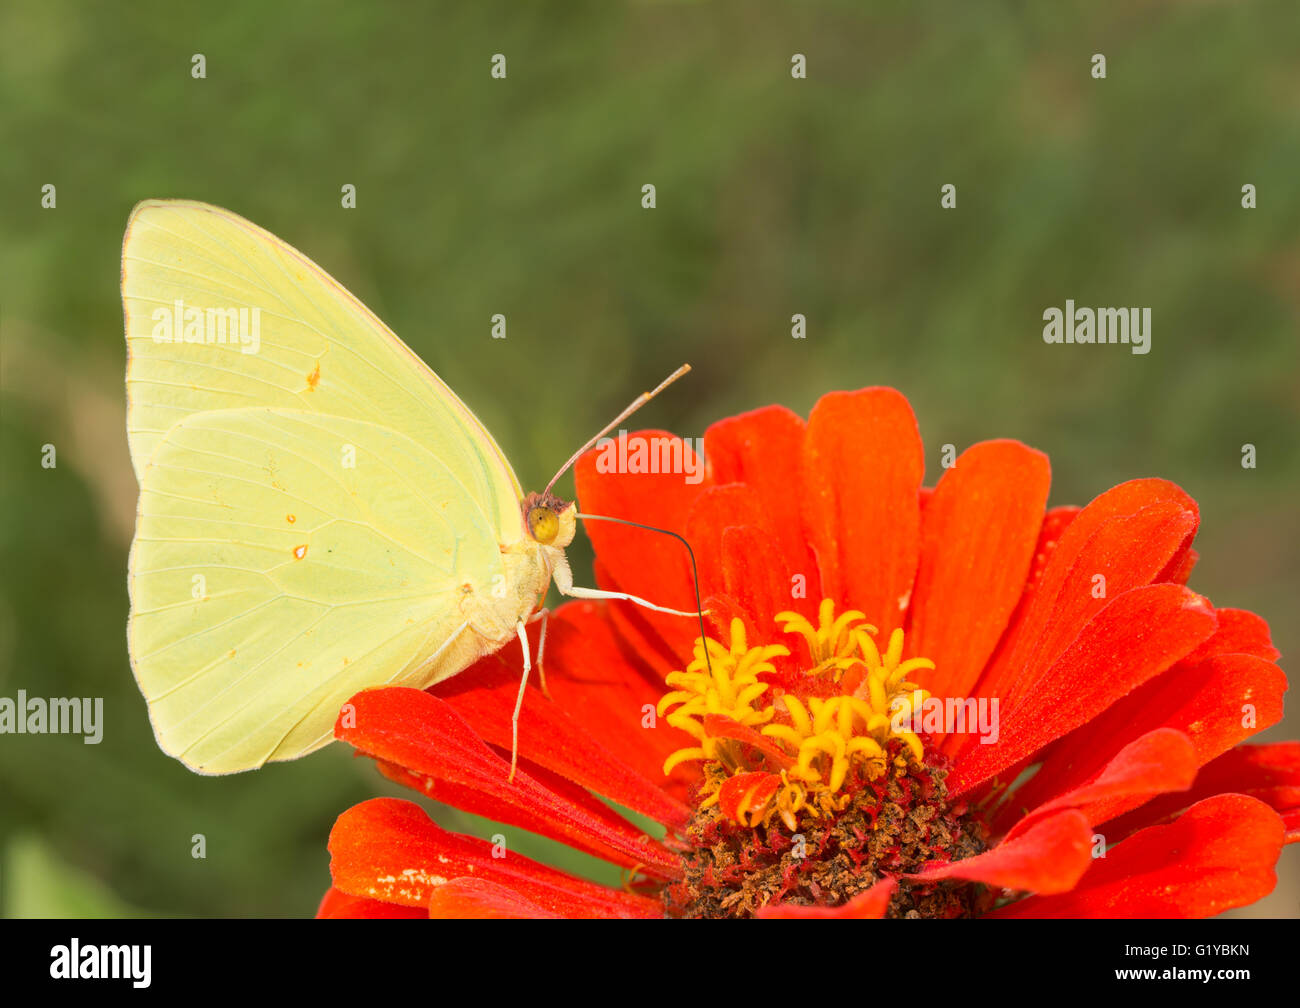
[454,491,574,646]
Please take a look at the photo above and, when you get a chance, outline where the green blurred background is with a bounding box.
[1,0,1296,918]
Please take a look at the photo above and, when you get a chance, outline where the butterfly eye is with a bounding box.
[527,505,561,545]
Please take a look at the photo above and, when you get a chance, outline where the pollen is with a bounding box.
[659,599,934,831]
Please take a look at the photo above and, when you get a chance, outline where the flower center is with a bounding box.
[658,599,990,918]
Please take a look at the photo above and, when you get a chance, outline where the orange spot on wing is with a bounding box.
[293,544,308,560]
[286,514,297,523]
[306,363,321,389]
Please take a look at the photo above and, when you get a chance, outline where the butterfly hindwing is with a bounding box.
[128,406,513,773]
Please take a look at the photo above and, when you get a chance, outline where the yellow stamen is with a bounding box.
[657,619,788,771]
[660,601,935,829]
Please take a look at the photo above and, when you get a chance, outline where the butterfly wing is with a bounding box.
[123,202,539,773]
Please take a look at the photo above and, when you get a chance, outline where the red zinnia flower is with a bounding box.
[317,387,1297,919]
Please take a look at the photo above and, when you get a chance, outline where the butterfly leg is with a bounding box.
[552,553,701,617]
[508,619,533,783]
[525,607,552,699]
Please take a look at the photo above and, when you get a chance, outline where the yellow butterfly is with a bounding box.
[123,200,695,776]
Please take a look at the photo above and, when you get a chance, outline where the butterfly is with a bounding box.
[122,200,697,776]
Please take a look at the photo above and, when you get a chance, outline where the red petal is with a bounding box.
[543,598,696,792]
[757,877,898,919]
[718,525,807,658]
[686,484,771,607]
[328,798,661,918]
[907,440,1050,702]
[1179,606,1279,664]
[1161,546,1198,585]
[949,584,1217,796]
[1004,728,1197,841]
[704,404,819,594]
[951,505,1080,764]
[686,484,821,648]
[316,886,426,919]
[801,388,924,634]
[426,878,564,919]
[1101,742,1300,844]
[717,772,781,823]
[433,608,693,831]
[1004,651,1285,823]
[969,479,1198,720]
[1002,498,1200,714]
[703,714,794,769]
[1283,811,1300,845]
[574,429,709,654]
[595,558,687,675]
[370,757,670,873]
[336,688,680,875]
[1024,506,1081,595]
[992,795,1285,918]
[908,810,1093,895]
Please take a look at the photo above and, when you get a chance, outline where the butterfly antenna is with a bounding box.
[574,512,713,674]
[543,364,692,498]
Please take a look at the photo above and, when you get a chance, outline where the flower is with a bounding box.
[317,387,1297,919]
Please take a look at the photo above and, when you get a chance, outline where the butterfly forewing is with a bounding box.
[122,200,523,537]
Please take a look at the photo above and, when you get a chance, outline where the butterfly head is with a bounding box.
[523,491,576,549]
